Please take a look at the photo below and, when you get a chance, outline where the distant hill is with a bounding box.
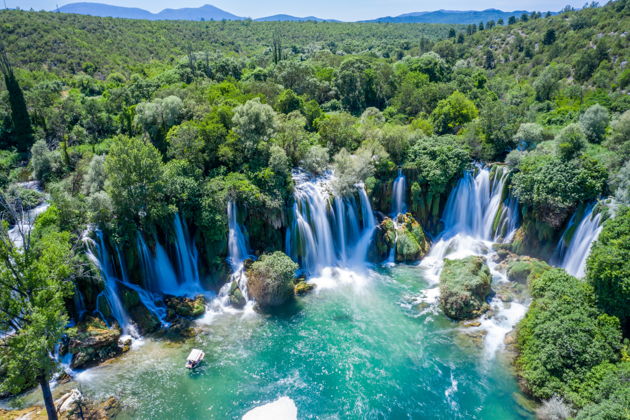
[56,2,244,21]
[254,14,337,22]
[363,9,539,24]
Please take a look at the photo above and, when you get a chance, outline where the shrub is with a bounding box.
[247,251,298,310]
[579,104,609,144]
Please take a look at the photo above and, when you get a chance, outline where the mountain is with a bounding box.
[363,9,535,24]
[255,14,337,22]
[56,2,244,21]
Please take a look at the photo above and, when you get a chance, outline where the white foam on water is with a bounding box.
[242,396,297,420]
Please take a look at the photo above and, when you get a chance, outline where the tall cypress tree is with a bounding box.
[0,47,34,153]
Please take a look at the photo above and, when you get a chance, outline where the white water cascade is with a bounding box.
[286,171,377,275]
[199,201,254,320]
[85,231,138,337]
[386,169,408,264]
[418,165,524,358]
[391,169,407,217]
[135,214,203,296]
[554,203,603,278]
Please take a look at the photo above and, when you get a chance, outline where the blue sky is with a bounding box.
[12,0,597,21]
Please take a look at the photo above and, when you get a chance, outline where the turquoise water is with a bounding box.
[73,264,531,419]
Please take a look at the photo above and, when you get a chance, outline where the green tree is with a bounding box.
[516,269,622,403]
[587,206,630,332]
[555,123,587,161]
[134,95,184,154]
[0,48,34,153]
[580,104,609,144]
[430,91,478,135]
[232,98,278,159]
[0,223,74,420]
[105,135,166,232]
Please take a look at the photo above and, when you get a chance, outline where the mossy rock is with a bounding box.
[164,295,206,318]
[128,303,161,334]
[294,281,315,295]
[228,281,246,309]
[395,213,430,263]
[439,256,492,320]
[67,317,122,369]
[95,293,114,325]
[507,258,552,285]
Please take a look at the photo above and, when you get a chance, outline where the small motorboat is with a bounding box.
[185,349,205,369]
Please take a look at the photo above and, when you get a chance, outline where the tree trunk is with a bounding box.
[38,373,58,420]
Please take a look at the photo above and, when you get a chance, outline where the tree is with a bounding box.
[134,95,184,154]
[166,122,206,170]
[580,104,609,143]
[543,28,556,45]
[315,112,361,155]
[0,47,34,153]
[513,122,544,150]
[232,98,278,159]
[334,57,377,114]
[587,206,630,332]
[105,135,166,231]
[516,269,622,403]
[0,217,74,420]
[275,89,303,114]
[555,123,587,161]
[484,49,495,69]
[604,110,630,173]
[430,91,478,135]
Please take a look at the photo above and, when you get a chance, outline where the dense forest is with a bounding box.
[0,1,629,419]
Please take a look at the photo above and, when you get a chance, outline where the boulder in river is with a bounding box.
[164,295,206,318]
[373,213,430,262]
[67,317,123,370]
[439,256,492,320]
[246,251,298,311]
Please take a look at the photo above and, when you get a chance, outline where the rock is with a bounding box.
[246,252,298,311]
[506,257,551,285]
[56,388,82,414]
[164,295,206,318]
[372,214,430,262]
[394,213,430,263]
[119,336,132,353]
[116,284,161,334]
[294,281,315,295]
[228,281,246,309]
[67,317,123,370]
[463,321,482,327]
[439,256,492,320]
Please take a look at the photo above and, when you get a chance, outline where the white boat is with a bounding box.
[185,349,205,369]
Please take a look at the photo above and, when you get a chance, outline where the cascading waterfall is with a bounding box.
[387,169,408,264]
[201,201,254,318]
[85,231,138,337]
[135,214,203,296]
[554,203,603,278]
[391,169,407,217]
[287,171,377,275]
[418,165,523,358]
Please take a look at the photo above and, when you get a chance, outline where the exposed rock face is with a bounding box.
[373,213,430,262]
[164,295,206,318]
[439,256,492,320]
[0,389,123,420]
[66,317,124,370]
[294,280,315,295]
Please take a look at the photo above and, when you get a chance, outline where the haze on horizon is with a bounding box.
[9,0,602,21]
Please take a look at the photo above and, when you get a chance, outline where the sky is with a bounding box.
[10,0,598,21]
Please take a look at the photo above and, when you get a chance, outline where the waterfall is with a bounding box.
[441,166,517,242]
[227,201,250,268]
[137,235,178,295]
[173,213,201,293]
[85,231,138,337]
[555,203,603,278]
[391,169,407,217]
[420,166,519,283]
[288,171,377,275]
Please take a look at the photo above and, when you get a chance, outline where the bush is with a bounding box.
[516,269,622,403]
[430,91,478,135]
[580,104,609,144]
[246,251,298,310]
[587,206,630,331]
[555,123,586,161]
[405,135,469,195]
[439,256,491,320]
[30,139,58,181]
[300,145,329,175]
[513,123,544,150]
